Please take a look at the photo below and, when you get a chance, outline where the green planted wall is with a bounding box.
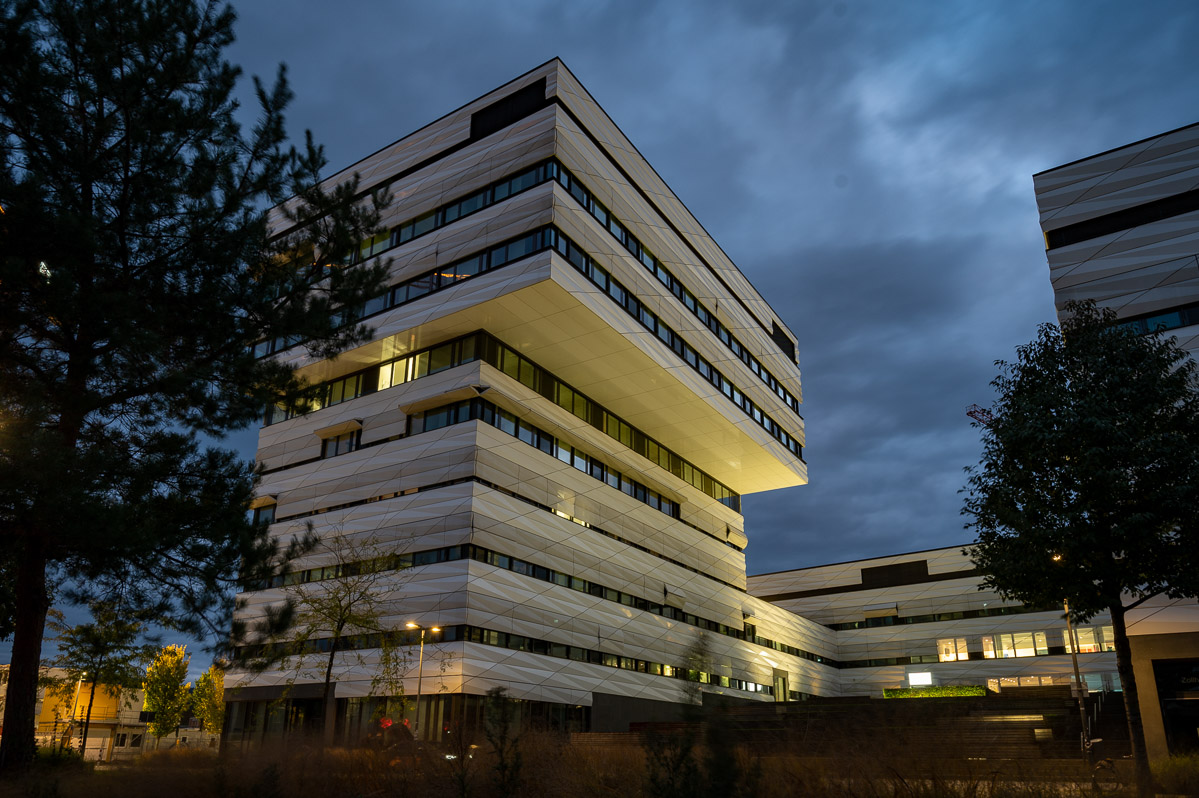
[882,685,987,699]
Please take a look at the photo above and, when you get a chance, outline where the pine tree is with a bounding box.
[0,0,389,769]
[45,600,150,756]
[965,300,1199,796]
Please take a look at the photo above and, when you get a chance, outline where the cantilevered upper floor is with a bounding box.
[259,59,806,498]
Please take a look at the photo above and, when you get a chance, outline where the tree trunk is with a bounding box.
[0,545,51,772]
[80,677,100,759]
[1109,601,1153,797]
[322,638,338,748]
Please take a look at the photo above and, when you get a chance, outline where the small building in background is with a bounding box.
[748,546,1120,697]
[0,666,219,760]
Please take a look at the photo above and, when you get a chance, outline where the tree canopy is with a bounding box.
[266,531,411,745]
[142,644,191,743]
[965,300,1199,616]
[191,663,225,735]
[0,0,389,769]
[46,600,151,754]
[964,300,1199,793]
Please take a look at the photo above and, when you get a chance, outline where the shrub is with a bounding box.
[881,685,987,698]
[1153,753,1199,796]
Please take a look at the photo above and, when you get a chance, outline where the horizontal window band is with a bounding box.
[264,329,743,511]
[1045,187,1199,250]
[239,541,835,668]
[826,602,1062,631]
[236,622,782,696]
[841,642,1113,670]
[260,158,803,431]
[262,224,802,464]
[550,160,802,419]
[271,474,745,593]
[1114,298,1199,337]
[411,397,683,524]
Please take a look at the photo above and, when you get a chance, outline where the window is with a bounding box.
[937,638,969,662]
[130,734,143,748]
[321,430,360,459]
[1064,626,1102,654]
[252,504,276,526]
[116,733,128,747]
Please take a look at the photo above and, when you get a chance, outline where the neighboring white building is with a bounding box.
[1033,121,1199,359]
[1034,126,1199,760]
[227,59,834,744]
[748,546,1120,697]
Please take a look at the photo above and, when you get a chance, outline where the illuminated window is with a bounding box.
[981,636,997,659]
[937,638,969,662]
[1064,627,1102,654]
[1100,626,1115,652]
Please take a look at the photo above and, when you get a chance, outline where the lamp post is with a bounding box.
[1051,552,1091,755]
[1063,598,1091,755]
[405,622,440,742]
[60,672,86,754]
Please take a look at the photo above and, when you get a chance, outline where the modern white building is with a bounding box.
[226,59,839,744]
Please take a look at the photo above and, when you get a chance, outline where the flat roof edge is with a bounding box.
[1034,119,1199,178]
[749,542,975,577]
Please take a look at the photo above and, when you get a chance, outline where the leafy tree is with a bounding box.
[483,687,523,798]
[0,0,388,769]
[191,663,225,734]
[964,300,1199,796]
[143,644,191,746]
[262,531,410,746]
[45,600,150,755]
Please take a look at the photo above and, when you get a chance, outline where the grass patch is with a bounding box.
[882,685,988,699]
[0,739,1134,798]
[1152,753,1199,796]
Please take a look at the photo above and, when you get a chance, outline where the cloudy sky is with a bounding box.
[220,0,1199,575]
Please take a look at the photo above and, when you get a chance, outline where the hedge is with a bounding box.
[882,685,987,699]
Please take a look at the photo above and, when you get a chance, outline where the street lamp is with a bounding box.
[1063,598,1091,755]
[405,622,440,742]
[1052,551,1090,756]
[61,671,86,754]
